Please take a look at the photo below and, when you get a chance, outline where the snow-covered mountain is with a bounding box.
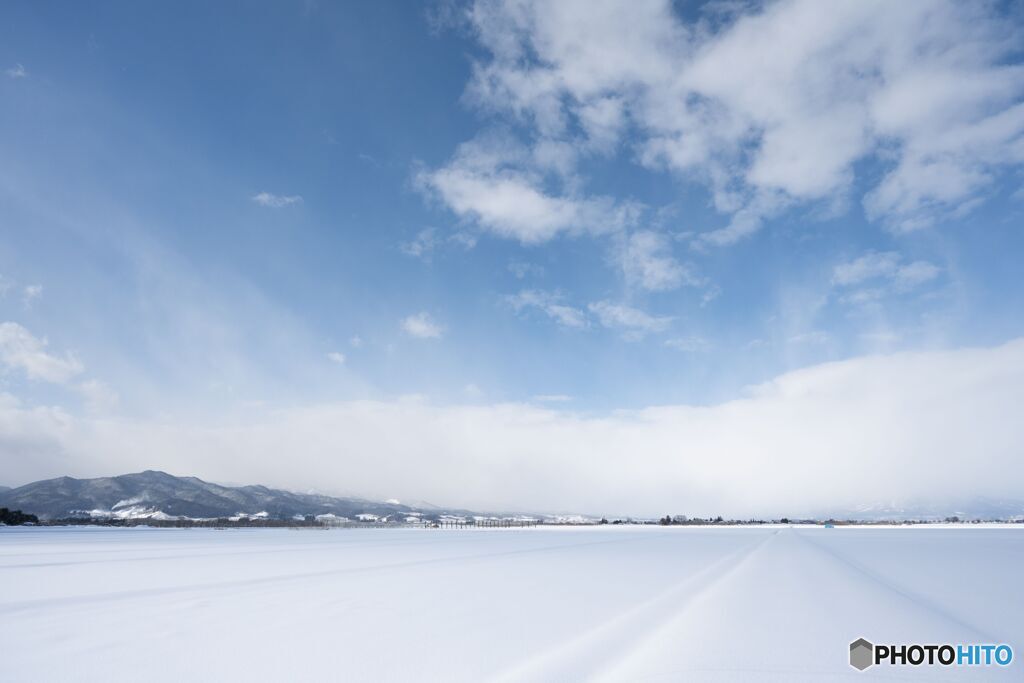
[0,470,479,521]
[815,497,1024,522]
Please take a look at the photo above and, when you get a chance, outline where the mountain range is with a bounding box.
[823,498,1024,522]
[3,471,1022,524]
[0,471,486,522]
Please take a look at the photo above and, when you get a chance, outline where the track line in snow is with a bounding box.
[0,531,669,616]
[488,530,778,682]
[0,530,543,569]
[791,529,996,642]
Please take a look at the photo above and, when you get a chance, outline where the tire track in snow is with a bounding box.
[488,530,779,682]
[0,531,668,616]
[0,529,521,569]
[791,529,996,642]
[588,528,995,683]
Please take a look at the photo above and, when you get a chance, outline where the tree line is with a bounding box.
[0,508,39,525]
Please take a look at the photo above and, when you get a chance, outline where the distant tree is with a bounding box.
[599,517,608,525]
[780,517,790,524]
[0,508,39,525]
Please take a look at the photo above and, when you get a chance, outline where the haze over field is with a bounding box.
[2,0,1024,516]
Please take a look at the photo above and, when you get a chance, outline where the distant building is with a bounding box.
[316,513,351,527]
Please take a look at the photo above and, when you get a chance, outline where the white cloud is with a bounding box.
[0,322,83,383]
[588,301,672,339]
[3,340,1023,516]
[448,231,479,249]
[402,312,444,339]
[506,290,588,329]
[838,288,886,307]
[451,0,1024,243]
[21,285,42,308]
[400,228,439,260]
[251,192,303,208]
[618,231,696,291]
[832,252,903,286]
[5,63,27,79]
[349,336,363,348]
[326,351,346,365]
[416,135,639,244]
[832,251,941,306]
[894,261,942,288]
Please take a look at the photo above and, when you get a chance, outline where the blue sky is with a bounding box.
[1,1,1023,514]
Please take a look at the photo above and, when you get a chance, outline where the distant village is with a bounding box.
[4,506,1023,528]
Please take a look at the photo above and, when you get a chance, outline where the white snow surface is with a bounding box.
[1,525,1021,681]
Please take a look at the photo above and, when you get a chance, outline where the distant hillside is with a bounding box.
[813,497,1024,522]
[0,471,480,522]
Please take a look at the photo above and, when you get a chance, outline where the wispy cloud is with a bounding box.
[893,261,942,288]
[401,312,444,339]
[76,379,119,413]
[664,336,710,352]
[0,321,83,383]
[506,290,588,329]
[326,351,346,365]
[832,251,941,307]
[832,252,904,286]
[788,330,831,345]
[400,228,439,261]
[251,192,303,208]
[588,301,672,340]
[21,284,42,309]
[618,231,697,292]
[531,394,572,403]
[5,63,27,79]
[508,261,544,279]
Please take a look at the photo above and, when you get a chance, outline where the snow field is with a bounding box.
[1,525,1021,681]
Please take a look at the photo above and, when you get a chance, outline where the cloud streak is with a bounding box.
[251,192,303,208]
[588,301,672,339]
[506,290,588,329]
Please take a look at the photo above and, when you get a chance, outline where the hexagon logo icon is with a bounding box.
[850,638,874,671]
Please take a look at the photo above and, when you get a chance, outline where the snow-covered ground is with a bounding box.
[1,525,1020,681]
